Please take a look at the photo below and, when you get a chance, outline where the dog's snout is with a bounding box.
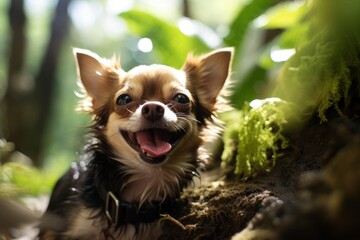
[142,103,165,122]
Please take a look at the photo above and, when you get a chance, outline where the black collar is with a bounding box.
[86,152,174,226]
[104,190,173,226]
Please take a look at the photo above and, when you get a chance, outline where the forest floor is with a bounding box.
[162,107,360,240]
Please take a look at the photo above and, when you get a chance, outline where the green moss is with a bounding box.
[221,98,289,179]
[273,0,360,122]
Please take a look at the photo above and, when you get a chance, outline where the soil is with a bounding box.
[161,108,360,240]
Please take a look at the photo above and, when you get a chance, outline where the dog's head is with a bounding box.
[74,48,232,200]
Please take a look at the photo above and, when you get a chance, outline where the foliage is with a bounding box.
[221,98,289,179]
[224,0,276,54]
[220,0,360,178]
[219,1,309,178]
[120,10,210,68]
[272,0,360,122]
[227,0,308,109]
[0,162,59,197]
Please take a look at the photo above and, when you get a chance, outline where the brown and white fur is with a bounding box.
[39,48,233,239]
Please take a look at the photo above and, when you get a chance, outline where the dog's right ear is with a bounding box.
[73,48,120,112]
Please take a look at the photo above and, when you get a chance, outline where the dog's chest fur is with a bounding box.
[40,153,186,239]
[67,208,161,240]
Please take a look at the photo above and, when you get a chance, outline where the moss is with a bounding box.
[273,0,360,122]
[221,98,289,179]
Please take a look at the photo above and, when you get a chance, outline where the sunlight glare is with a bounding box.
[137,38,153,53]
[270,48,296,62]
[253,15,268,28]
[103,16,127,39]
[250,98,282,109]
[178,17,198,36]
[106,0,134,14]
[178,17,221,48]
[68,0,102,29]
[24,0,57,15]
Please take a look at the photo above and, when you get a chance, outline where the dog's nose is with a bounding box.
[142,103,165,122]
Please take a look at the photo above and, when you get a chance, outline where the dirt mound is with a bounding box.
[162,113,360,240]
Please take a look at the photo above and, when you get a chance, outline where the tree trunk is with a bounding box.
[182,0,191,18]
[3,0,29,161]
[32,0,72,166]
[4,0,72,167]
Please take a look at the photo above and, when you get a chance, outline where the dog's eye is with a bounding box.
[173,93,190,104]
[116,94,133,105]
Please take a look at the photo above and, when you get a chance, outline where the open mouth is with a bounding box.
[121,128,186,164]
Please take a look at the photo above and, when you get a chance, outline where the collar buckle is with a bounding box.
[105,191,119,226]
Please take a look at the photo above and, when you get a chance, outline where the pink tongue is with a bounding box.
[136,130,172,157]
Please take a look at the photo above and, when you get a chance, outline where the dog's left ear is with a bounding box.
[182,48,233,119]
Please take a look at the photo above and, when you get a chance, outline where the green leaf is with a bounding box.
[224,0,277,109]
[256,1,307,29]
[120,10,210,68]
[224,0,276,55]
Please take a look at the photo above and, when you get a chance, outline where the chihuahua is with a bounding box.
[39,47,233,239]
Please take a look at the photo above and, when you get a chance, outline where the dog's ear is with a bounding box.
[74,48,120,111]
[182,48,233,120]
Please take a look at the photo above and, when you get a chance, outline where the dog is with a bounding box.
[39,47,233,239]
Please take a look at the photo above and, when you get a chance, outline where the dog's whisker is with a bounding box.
[171,121,187,133]
[126,107,134,114]
[179,114,200,124]
[177,116,198,128]
[109,131,120,138]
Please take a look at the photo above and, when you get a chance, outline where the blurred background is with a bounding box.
[0,0,307,195]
